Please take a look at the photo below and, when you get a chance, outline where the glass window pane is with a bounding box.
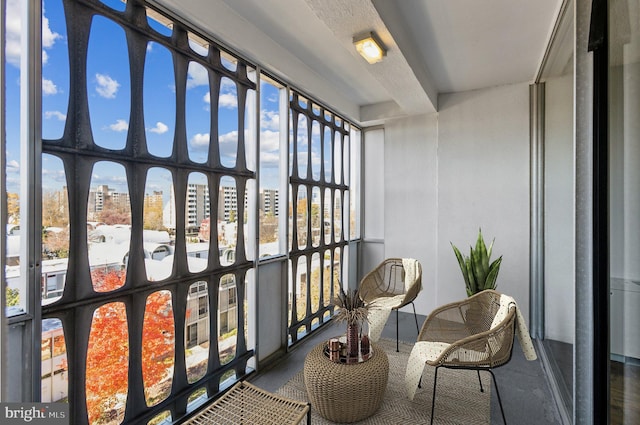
[219,274,237,365]
[144,41,175,158]
[259,76,283,258]
[88,161,130,292]
[186,173,209,273]
[42,0,68,141]
[186,388,208,413]
[142,291,175,406]
[334,132,342,185]
[296,114,308,178]
[311,187,321,247]
[309,252,320,313]
[609,2,640,423]
[186,281,209,383]
[41,318,68,403]
[42,154,68,305]
[219,77,239,168]
[219,176,237,265]
[146,9,172,37]
[333,190,342,243]
[324,126,332,183]
[144,167,173,281]
[86,302,129,424]
[87,15,130,150]
[4,0,24,315]
[324,188,332,245]
[310,120,321,180]
[186,61,210,163]
[296,186,308,249]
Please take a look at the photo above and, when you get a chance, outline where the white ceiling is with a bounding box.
[154,0,562,125]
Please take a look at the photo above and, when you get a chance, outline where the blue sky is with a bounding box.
[5,0,337,208]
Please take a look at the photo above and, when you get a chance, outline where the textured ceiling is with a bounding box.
[154,0,562,125]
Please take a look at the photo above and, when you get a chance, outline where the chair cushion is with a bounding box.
[489,294,515,330]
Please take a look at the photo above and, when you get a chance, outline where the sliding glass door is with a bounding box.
[609,0,640,422]
[538,1,575,421]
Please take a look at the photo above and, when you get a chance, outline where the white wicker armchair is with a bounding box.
[405,290,536,425]
[359,258,422,351]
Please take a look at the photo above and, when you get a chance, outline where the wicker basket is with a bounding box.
[303,341,389,423]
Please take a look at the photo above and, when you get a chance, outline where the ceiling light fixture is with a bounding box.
[353,31,386,64]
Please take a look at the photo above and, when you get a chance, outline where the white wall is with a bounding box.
[438,84,531,321]
[371,82,532,320]
[382,114,438,313]
[361,128,386,279]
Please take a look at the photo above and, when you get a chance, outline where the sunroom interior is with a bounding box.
[2,0,638,424]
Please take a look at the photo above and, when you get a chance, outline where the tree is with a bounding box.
[7,192,19,224]
[259,214,278,243]
[43,228,70,259]
[85,269,175,423]
[42,190,69,228]
[99,198,131,225]
[143,197,164,231]
[5,287,19,306]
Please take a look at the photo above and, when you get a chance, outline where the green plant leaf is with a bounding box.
[469,245,481,286]
[466,251,478,294]
[475,229,489,281]
[451,242,471,288]
[484,256,503,290]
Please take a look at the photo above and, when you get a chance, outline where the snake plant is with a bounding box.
[451,229,503,296]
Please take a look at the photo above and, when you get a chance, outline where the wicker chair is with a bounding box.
[359,258,422,351]
[408,290,517,425]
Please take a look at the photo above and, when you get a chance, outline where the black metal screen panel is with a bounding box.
[287,91,350,344]
[41,0,256,423]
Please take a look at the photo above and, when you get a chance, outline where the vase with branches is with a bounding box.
[332,287,369,358]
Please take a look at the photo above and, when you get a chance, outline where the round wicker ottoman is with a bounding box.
[303,340,389,423]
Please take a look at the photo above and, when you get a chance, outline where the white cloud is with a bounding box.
[7,160,20,173]
[219,93,238,109]
[259,130,280,152]
[261,110,280,131]
[6,2,61,67]
[190,133,210,149]
[149,122,169,134]
[42,14,61,48]
[6,0,22,67]
[260,151,279,167]
[109,119,129,132]
[219,130,238,145]
[186,62,208,89]
[221,78,236,92]
[42,78,58,95]
[45,110,67,121]
[95,74,120,99]
[203,91,238,109]
[42,50,49,65]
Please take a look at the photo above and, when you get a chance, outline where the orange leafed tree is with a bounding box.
[86,269,175,423]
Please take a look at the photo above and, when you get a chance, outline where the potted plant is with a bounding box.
[332,287,369,358]
[451,228,503,296]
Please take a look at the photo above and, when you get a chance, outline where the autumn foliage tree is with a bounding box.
[86,269,174,424]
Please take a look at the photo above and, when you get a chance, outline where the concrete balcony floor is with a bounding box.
[251,311,562,425]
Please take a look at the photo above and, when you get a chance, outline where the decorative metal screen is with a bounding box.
[40,0,256,423]
[287,91,350,344]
